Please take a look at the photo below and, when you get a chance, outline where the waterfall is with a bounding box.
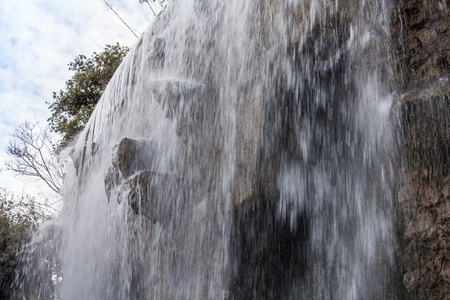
[17,0,397,299]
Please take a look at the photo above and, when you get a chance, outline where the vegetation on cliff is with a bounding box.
[47,43,129,147]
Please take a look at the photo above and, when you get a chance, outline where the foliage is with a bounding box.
[0,190,50,299]
[48,43,129,146]
[5,122,64,194]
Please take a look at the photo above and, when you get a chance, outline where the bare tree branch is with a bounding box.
[4,122,65,194]
[103,0,140,38]
[140,0,157,16]
[139,0,169,16]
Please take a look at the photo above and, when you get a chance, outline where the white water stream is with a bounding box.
[17,1,396,299]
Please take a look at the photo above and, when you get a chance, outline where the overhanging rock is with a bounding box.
[104,137,181,224]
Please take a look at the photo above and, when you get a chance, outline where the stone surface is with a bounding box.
[104,137,180,224]
[393,0,450,298]
[116,137,175,178]
[125,170,180,224]
[93,1,449,298]
[229,194,309,299]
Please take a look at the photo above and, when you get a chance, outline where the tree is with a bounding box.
[48,43,130,146]
[3,124,62,298]
[0,189,50,299]
[5,122,64,194]
[6,44,130,191]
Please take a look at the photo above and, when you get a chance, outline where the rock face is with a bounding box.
[230,195,309,299]
[392,0,450,298]
[19,1,448,299]
[101,1,448,298]
[96,1,396,297]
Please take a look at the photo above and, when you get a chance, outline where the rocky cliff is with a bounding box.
[392,0,450,298]
[17,1,449,299]
[75,1,450,298]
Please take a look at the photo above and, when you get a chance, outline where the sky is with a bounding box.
[0,0,157,198]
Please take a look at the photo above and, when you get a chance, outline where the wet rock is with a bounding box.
[396,96,450,298]
[116,137,175,178]
[392,0,450,298]
[104,137,180,224]
[124,170,182,224]
[104,137,177,194]
[229,194,309,299]
[392,0,450,94]
[150,38,165,70]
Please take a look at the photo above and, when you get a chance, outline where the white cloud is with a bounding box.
[0,0,155,196]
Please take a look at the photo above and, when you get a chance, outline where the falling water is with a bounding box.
[17,0,397,299]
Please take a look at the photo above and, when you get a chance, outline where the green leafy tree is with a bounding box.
[0,190,50,299]
[48,43,129,146]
